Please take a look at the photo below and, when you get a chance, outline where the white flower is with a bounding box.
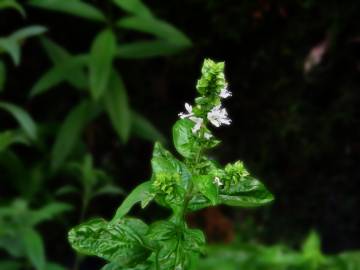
[178,103,193,119]
[207,105,231,127]
[219,84,232,99]
[189,116,203,134]
[204,132,213,139]
[213,176,223,186]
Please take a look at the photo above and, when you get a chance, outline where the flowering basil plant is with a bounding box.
[68,59,274,270]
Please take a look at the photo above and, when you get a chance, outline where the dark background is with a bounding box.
[1,0,360,265]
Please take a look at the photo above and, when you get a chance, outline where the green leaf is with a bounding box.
[183,228,206,254]
[301,231,325,268]
[0,0,26,17]
[68,218,151,267]
[117,16,191,47]
[0,60,6,91]
[113,0,153,17]
[0,26,46,65]
[112,181,152,221]
[21,228,46,270]
[10,25,47,41]
[193,175,218,205]
[172,119,201,158]
[89,30,117,100]
[29,202,72,226]
[103,71,131,142]
[131,110,166,143]
[93,184,125,198]
[51,100,99,171]
[0,38,20,65]
[45,263,67,270]
[29,0,105,22]
[101,262,150,270]
[0,102,37,140]
[40,37,88,90]
[117,40,187,59]
[30,54,88,97]
[0,130,30,151]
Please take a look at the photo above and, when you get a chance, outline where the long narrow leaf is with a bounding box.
[0,0,25,17]
[103,71,130,142]
[30,55,88,97]
[29,0,105,22]
[131,111,166,143]
[89,30,117,100]
[0,102,37,140]
[10,25,47,41]
[113,0,153,17]
[51,100,99,171]
[40,38,88,89]
[21,228,46,270]
[117,16,191,46]
[0,38,20,65]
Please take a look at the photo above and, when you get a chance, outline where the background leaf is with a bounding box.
[0,102,37,140]
[21,228,46,270]
[29,0,105,22]
[103,71,131,142]
[0,60,6,91]
[0,0,25,17]
[131,111,166,143]
[113,0,153,17]
[51,100,99,171]
[89,30,117,100]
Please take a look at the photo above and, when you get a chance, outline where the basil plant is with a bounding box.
[68,59,274,270]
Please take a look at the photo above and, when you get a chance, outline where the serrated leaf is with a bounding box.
[103,71,131,142]
[29,0,105,22]
[172,119,201,158]
[89,30,117,100]
[30,54,88,97]
[116,16,191,47]
[0,60,6,91]
[0,0,26,17]
[68,218,151,267]
[112,181,151,221]
[51,100,99,171]
[21,228,46,270]
[40,38,88,90]
[117,40,187,59]
[131,110,166,143]
[113,0,153,17]
[0,102,37,140]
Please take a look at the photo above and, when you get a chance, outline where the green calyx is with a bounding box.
[68,59,274,270]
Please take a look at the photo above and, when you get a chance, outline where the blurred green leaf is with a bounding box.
[51,100,99,171]
[131,110,166,143]
[0,130,30,151]
[117,16,191,47]
[103,71,130,142]
[29,202,72,226]
[0,38,20,65]
[10,25,47,41]
[21,228,45,270]
[0,60,6,91]
[117,40,187,59]
[89,30,117,100]
[30,54,88,97]
[29,0,105,22]
[93,184,125,198]
[0,26,46,65]
[0,102,37,140]
[40,37,88,89]
[113,0,153,17]
[45,263,67,270]
[0,0,26,17]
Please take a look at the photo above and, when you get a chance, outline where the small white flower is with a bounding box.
[219,84,232,99]
[204,132,213,139]
[207,105,231,127]
[189,116,203,134]
[213,176,223,186]
[178,103,193,119]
